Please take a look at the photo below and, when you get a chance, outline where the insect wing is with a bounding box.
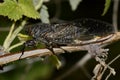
[25,18,115,45]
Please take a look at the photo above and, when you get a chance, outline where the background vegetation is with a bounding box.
[0,0,120,80]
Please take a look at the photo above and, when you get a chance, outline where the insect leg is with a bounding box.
[19,43,26,59]
[19,40,37,60]
[45,44,56,55]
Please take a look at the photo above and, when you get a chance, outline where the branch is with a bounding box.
[0,27,10,31]
[0,32,120,65]
[0,46,85,65]
[112,0,119,32]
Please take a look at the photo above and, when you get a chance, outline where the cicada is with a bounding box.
[20,18,115,58]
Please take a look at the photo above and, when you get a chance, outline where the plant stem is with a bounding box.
[8,41,25,51]
[3,22,15,52]
[3,20,26,52]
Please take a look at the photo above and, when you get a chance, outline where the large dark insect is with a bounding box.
[20,18,115,58]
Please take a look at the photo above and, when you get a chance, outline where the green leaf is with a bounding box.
[40,5,50,23]
[102,0,111,16]
[49,55,62,69]
[69,0,82,11]
[0,0,40,21]
[0,0,23,21]
[19,0,40,19]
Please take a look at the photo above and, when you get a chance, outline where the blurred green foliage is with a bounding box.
[0,59,54,80]
[0,0,120,80]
